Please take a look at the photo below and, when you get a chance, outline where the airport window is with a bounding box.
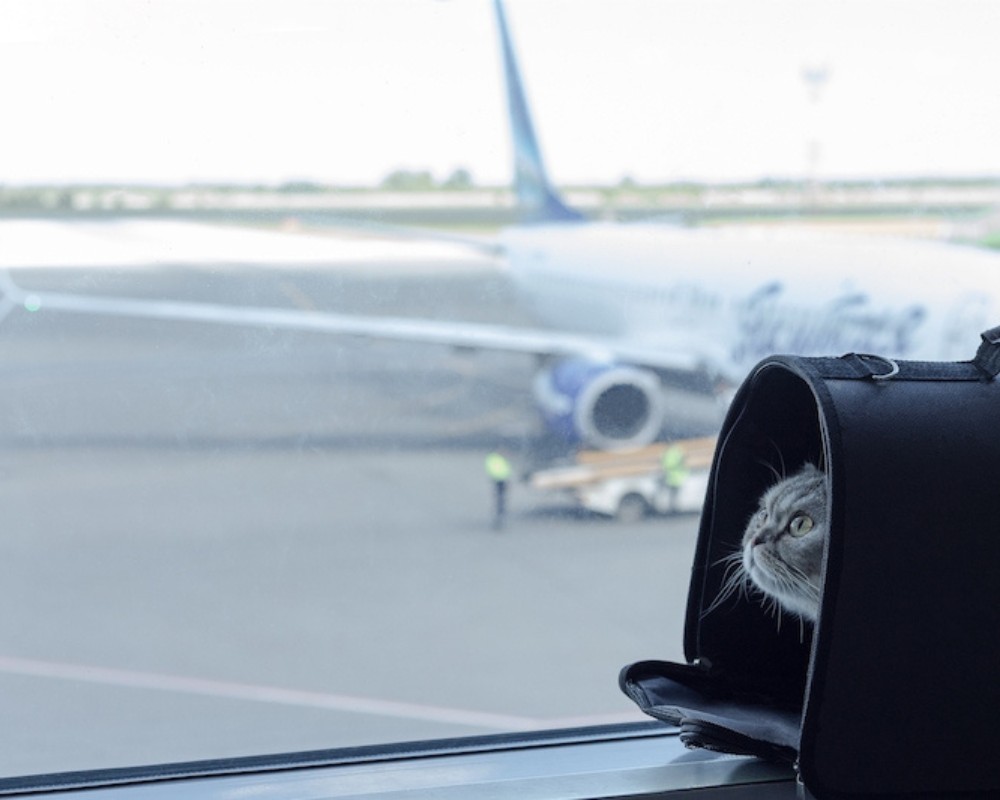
[1,0,999,796]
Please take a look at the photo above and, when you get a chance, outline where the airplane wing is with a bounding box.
[0,219,714,379]
[0,269,707,376]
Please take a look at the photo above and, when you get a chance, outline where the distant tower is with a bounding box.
[801,64,830,204]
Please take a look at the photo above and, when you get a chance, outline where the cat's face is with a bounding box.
[741,462,827,622]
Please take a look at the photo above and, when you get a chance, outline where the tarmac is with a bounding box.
[0,228,707,776]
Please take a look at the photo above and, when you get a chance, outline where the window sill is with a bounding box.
[1,723,798,799]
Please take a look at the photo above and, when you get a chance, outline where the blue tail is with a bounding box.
[493,0,584,224]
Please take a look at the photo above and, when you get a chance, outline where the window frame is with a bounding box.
[0,722,797,799]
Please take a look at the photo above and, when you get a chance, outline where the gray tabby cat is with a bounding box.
[742,462,827,622]
[710,462,828,623]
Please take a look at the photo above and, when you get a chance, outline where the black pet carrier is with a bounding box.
[620,329,1000,799]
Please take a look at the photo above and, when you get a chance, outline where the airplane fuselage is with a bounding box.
[501,222,1000,384]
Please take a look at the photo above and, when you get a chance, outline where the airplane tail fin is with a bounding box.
[493,0,584,224]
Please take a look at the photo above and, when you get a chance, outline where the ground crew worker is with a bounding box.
[485,450,512,529]
[661,444,688,513]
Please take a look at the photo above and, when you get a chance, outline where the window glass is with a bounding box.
[1,0,999,778]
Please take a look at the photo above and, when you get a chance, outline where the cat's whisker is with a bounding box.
[756,457,782,483]
[703,550,750,617]
[703,575,743,616]
[710,550,743,569]
[773,441,787,480]
[762,437,787,481]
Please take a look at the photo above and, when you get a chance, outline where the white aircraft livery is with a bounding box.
[2,0,1000,450]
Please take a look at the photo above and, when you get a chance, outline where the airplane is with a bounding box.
[2,0,1000,452]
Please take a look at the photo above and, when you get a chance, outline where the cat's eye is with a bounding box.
[788,514,814,537]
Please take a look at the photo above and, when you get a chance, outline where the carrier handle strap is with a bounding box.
[973,324,1000,379]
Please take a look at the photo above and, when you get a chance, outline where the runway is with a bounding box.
[0,221,705,777]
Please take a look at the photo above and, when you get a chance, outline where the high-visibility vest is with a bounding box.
[485,452,512,482]
[662,446,688,488]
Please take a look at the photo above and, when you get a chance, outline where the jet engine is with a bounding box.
[533,359,665,450]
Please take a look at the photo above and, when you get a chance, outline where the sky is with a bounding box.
[2,0,1000,187]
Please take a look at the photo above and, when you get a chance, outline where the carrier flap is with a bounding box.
[618,660,800,763]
